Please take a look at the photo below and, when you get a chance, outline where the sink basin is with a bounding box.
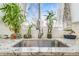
[14,40,68,47]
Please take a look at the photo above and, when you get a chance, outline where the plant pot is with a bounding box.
[24,34,32,38]
[28,34,32,38]
[47,33,52,39]
[64,35,76,39]
[11,33,16,39]
[16,33,22,39]
[24,34,28,38]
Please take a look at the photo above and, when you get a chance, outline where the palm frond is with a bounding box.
[0,3,25,33]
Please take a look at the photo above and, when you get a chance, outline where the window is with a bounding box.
[25,3,63,29]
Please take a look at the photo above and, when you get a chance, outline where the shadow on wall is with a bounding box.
[0,20,12,36]
[0,4,12,36]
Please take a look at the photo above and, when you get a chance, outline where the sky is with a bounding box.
[26,3,58,23]
[41,3,58,14]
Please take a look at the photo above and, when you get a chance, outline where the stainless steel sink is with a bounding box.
[14,40,68,47]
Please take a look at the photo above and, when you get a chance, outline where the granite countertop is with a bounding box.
[0,38,79,52]
[0,39,22,47]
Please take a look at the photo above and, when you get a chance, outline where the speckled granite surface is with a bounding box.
[0,52,79,56]
[0,38,79,56]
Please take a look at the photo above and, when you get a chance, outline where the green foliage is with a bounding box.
[0,3,25,33]
[27,24,33,35]
[24,24,33,38]
[46,10,56,33]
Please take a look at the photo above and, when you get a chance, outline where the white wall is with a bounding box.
[0,4,12,36]
[70,4,79,38]
[71,3,79,22]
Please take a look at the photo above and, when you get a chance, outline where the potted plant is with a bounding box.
[0,3,25,39]
[45,10,56,39]
[24,24,33,38]
[64,28,76,39]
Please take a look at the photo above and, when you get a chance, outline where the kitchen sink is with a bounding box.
[14,40,68,47]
